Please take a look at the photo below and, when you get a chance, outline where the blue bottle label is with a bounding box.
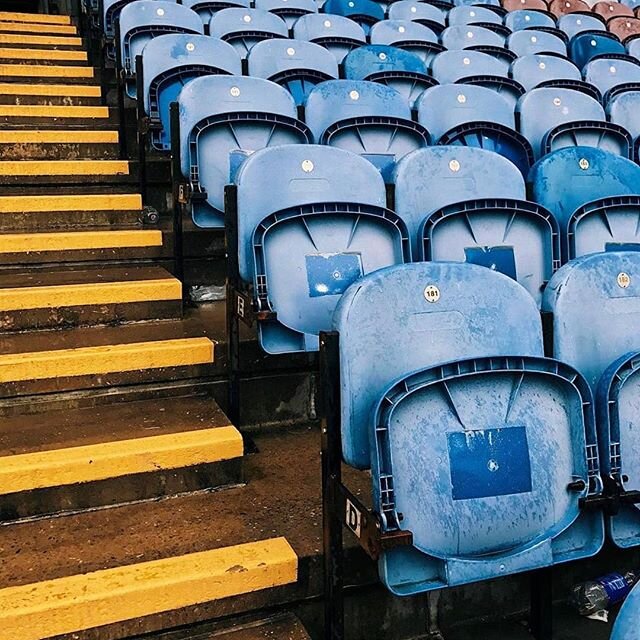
[599,573,632,605]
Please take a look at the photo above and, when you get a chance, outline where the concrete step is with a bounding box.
[0,129,120,159]
[0,64,96,82]
[0,47,87,64]
[0,33,84,48]
[0,265,182,331]
[0,103,113,124]
[0,11,73,25]
[0,21,78,35]
[0,395,243,521]
[0,82,102,105]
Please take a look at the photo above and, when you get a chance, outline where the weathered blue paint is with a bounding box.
[293,14,366,63]
[511,54,581,92]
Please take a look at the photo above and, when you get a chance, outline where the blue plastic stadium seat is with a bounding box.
[440,23,506,49]
[613,581,640,638]
[177,76,311,229]
[447,4,503,25]
[584,57,640,101]
[608,89,640,159]
[141,34,241,150]
[517,87,631,160]
[321,0,384,33]
[454,0,501,6]
[510,54,585,92]
[293,13,366,62]
[181,0,249,29]
[558,13,606,40]
[504,8,556,31]
[247,39,338,106]
[335,261,602,593]
[387,0,446,33]
[304,79,430,177]
[628,35,640,59]
[343,44,436,104]
[235,145,409,354]
[394,146,554,301]
[430,48,509,82]
[209,8,288,57]
[507,29,567,56]
[544,252,640,548]
[254,0,317,27]
[369,20,445,65]
[119,1,203,97]
[569,31,626,69]
[529,146,640,260]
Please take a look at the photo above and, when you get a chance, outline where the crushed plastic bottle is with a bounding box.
[570,571,640,621]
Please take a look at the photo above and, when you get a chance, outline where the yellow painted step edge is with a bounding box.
[0,23,77,34]
[0,130,118,144]
[0,278,182,311]
[0,160,129,176]
[0,34,82,46]
[0,337,214,383]
[0,193,142,213]
[0,83,100,97]
[0,425,243,494]
[0,64,93,78]
[0,11,71,24]
[0,105,105,118]
[0,47,86,61]
[0,230,161,253]
[0,538,296,640]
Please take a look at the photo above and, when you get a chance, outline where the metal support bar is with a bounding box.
[135,55,148,200]
[169,102,185,287]
[114,21,128,160]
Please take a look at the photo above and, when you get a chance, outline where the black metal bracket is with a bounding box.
[580,474,640,515]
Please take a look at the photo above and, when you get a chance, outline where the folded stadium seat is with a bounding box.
[396,146,556,301]
[304,79,430,177]
[529,146,640,260]
[504,8,557,30]
[181,0,249,30]
[369,20,445,65]
[503,0,549,10]
[118,1,203,98]
[292,13,366,62]
[254,0,317,27]
[626,0,640,8]
[608,16,640,42]
[608,88,640,158]
[139,34,241,151]
[543,252,640,549]
[507,28,568,55]
[569,30,626,68]
[627,31,640,53]
[232,145,409,353]
[613,581,640,638]
[549,0,591,17]
[417,83,534,173]
[209,8,288,57]
[454,0,505,9]
[343,44,437,103]
[447,4,505,27]
[583,55,640,100]
[333,261,602,595]
[440,23,507,48]
[557,11,606,38]
[593,0,634,18]
[387,0,447,33]
[246,39,338,106]
[176,76,312,228]
[321,0,384,33]
[517,87,631,159]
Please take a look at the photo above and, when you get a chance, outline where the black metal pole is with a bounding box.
[320,331,345,640]
[530,567,553,640]
[169,102,185,286]
[135,54,147,200]
[114,20,128,159]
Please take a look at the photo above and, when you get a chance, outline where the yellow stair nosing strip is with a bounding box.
[0,105,106,117]
[0,23,77,34]
[0,83,100,97]
[0,278,182,311]
[0,337,215,383]
[0,425,243,494]
[0,131,118,144]
[0,538,297,640]
[0,47,87,60]
[0,160,129,176]
[0,34,82,45]
[0,64,93,78]
[0,194,142,213]
[0,12,71,24]
[0,230,162,253]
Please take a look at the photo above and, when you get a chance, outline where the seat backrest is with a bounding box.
[448,4,503,24]
[254,0,317,27]
[511,53,581,90]
[608,89,640,137]
[321,0,385,32]
[507,28,567,56]
[387,0,446,30]
[608,15,640,42]
[119,1,203,74]
[430,48,509,82]
[417,82,514,140]
[543,251,640,388]
[235,145,407,354]
[370,19,439,44]
[593,0,634,19]
[529,146,640,231]
[612,581,640,640]
[343,43,428,79]
[247,39,339,105]
[209,7,288,56]
[517,87,605,158]
[335,261,543,468]
[558,12,605,39]
[440,23,506,49]
[181,0,249,25]
[454,0,501,5]
[550,0,592,17]
[504,8,556,31]
[569,31,626,68]
[293,13,366,61]
[178,76,310,228]
[503,0,549,10]
[584,57,640,98]
[393,146,525,254]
